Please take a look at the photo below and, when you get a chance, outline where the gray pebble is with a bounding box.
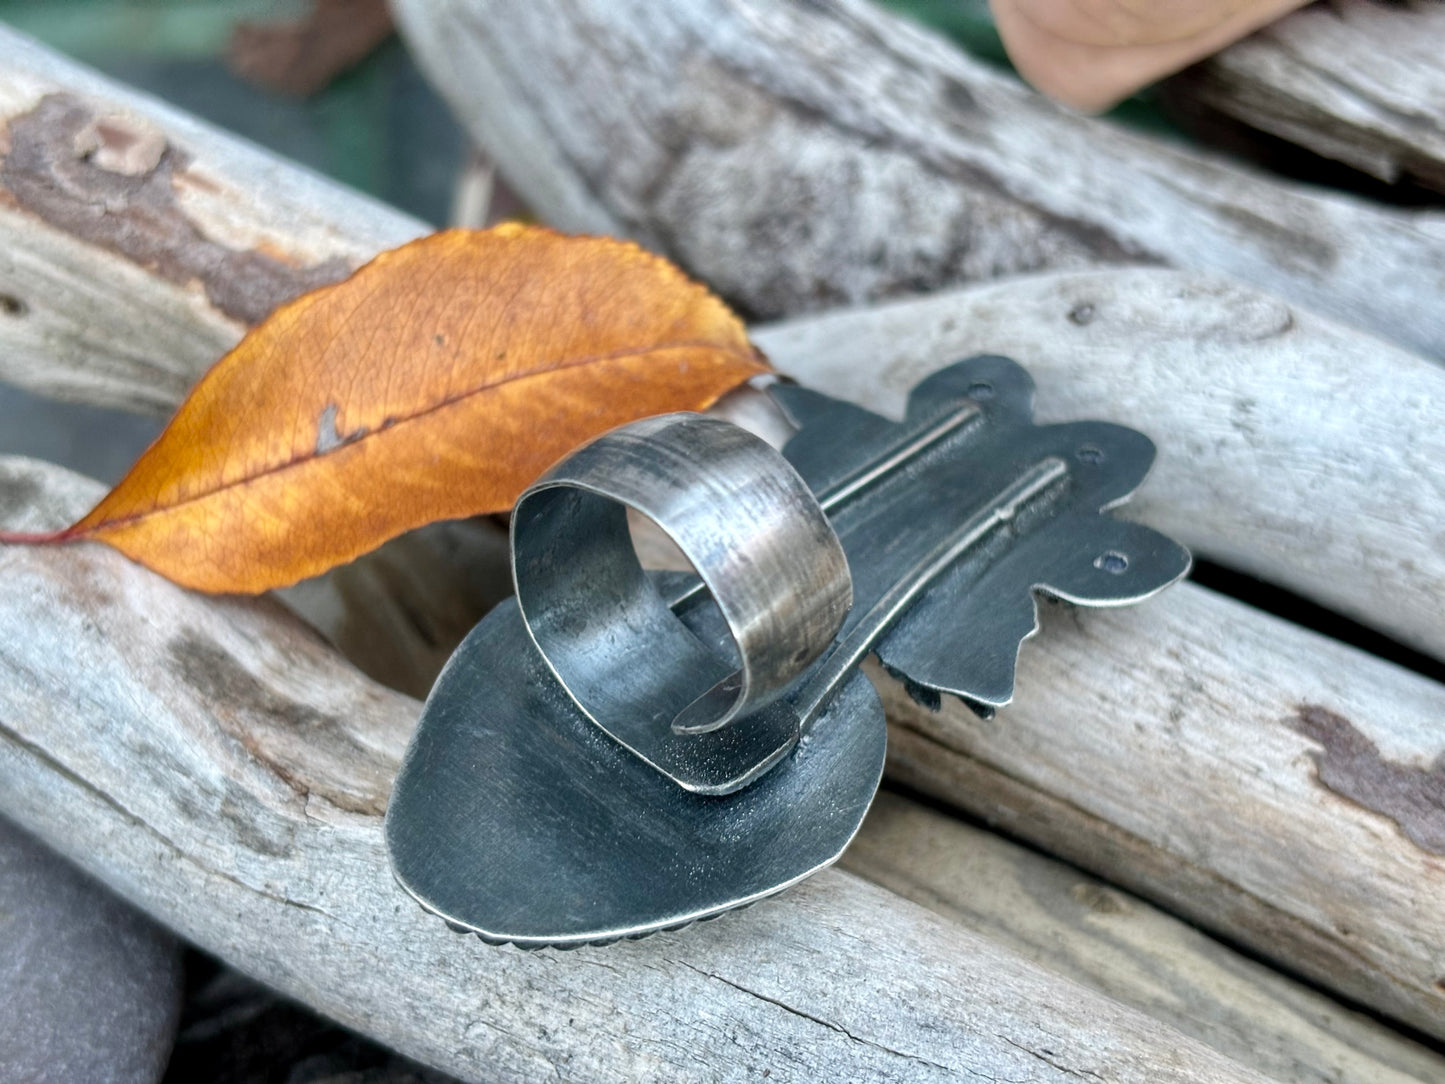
[0,816,182,1084]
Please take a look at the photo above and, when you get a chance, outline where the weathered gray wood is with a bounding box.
[1,36,1437,679]
[754,267,1445,664]
[0,24,427,414]
[684,281,1445,1041]
[390,0,1445,361]
[0,23,505,687]
[845,792,1445,1084]
[758,270,1445,1039]
[1172,0,1445,193]
[869,577,1445,1041]
[275,518,513,700]
[0,456,1267,1084]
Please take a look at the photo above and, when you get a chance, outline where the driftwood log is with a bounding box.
[2,16,1445,1080]
[0,24,510,698]
[844,793,1445,1084]
[1173,0,1445,194]
[389,0,1445,362]
[0,457,1273,1084]
[0,452,1436,1084]
[0,24,425,414]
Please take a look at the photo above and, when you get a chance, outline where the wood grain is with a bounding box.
[758,270,1445,1039]
[871,580,1445,1044]
[845,791,1445,1084]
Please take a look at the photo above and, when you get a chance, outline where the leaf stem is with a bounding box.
[0,528,74,545]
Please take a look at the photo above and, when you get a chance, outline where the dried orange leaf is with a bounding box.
[0,225,769,592]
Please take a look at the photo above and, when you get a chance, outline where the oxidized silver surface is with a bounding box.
[512,414,852,793]
[385,355,1192,947]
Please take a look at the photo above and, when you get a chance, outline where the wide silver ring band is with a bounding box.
[511,412,851,742]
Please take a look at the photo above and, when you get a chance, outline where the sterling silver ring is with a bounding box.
[511,412,852,772]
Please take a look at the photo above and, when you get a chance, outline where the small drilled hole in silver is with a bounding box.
[1095,551,1129,574]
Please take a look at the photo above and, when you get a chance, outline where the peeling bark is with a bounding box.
[1290,704,1445,857]
[1,94,352,325]
[0,25,426,413]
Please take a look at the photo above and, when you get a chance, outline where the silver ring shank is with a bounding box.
[512,413,851,747]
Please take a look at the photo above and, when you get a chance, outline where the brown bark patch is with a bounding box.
[0,93,352,325]
[1290,704,1445,856]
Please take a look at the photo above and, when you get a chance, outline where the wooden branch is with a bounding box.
[759,270,1445,1039]
[870,581,1445,1041]
[389,0,1445,362]
[0,456,1268,1084]
[0,24,426,414]
[753,266,1445,664]
[1,21,1438,663]
[845,792,1445,1084]
[1171,0,1445,194]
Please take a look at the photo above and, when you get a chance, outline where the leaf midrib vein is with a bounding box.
[82,339,759,534]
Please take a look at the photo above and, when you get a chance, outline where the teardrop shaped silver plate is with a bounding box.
[385,597,886,948]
